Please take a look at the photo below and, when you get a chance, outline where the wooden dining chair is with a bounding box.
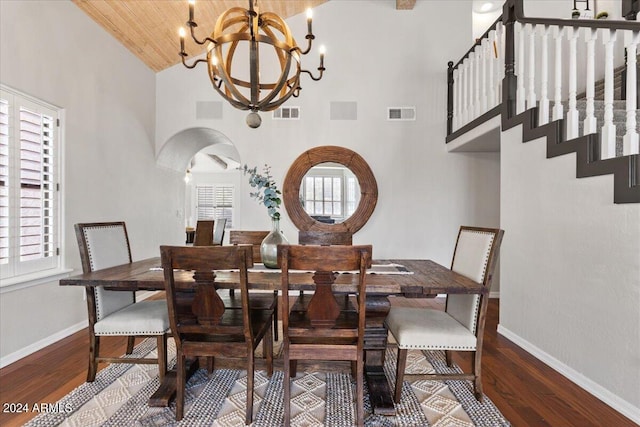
[160,245,274,423]
[279,244,372,427]
[385,226,504,403]
[193,220,214,246]
[228,230,279,340]
[75,222,169,383]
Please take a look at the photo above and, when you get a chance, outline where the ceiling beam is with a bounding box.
[396,0,416,10]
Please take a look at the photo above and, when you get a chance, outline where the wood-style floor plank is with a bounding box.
[0,298,636,426]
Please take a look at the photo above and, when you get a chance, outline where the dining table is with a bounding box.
[59,257,486,416]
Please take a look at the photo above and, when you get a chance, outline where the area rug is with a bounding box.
[25,338,510,427]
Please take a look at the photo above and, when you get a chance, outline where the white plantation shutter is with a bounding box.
[196,185,233,228]
[0,86,60,282]
[0,99,9,265]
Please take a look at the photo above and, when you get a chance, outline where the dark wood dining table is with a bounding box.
[59,257,486,415]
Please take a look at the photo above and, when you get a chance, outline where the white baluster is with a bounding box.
[495,22,504,105]
[567,27,579,140]
[474,49,481,119]
[462,58,470,125]
[623,30,639,155]
[517,23,526,114]
[527,24,537,110]
[488,29,496,108]
[539,25,550,125]
[453,67,460,130]
[601,29,617,159]
[583,27,598,135]
[481,38,488,114]
[552,26,564,121]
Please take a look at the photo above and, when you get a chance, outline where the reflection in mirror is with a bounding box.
[300,163,361,224]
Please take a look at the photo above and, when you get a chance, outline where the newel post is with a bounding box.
[502,0,517,119]
[447,61,454,135]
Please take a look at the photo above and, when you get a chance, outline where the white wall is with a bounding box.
[499,125,640,421]
[156,0,501,264]
[0,0,185,363]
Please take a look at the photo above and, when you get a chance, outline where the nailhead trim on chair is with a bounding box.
[398,344,476,350]
[84,225,130,321]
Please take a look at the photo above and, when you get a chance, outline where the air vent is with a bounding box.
[387,107,416,121]
[273,106,300,120]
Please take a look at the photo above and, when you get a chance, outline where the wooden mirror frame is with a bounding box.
[283,146,378,234]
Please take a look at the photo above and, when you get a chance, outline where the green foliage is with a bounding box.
[240,164,282,220]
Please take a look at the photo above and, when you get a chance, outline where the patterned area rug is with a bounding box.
[25,338,510,426]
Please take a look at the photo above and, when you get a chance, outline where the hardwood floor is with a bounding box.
[0,297,636,426]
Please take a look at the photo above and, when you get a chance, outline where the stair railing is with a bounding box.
[448,0,640,160]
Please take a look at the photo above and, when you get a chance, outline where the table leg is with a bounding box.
[148,358,199,407]
[364,295,395,415]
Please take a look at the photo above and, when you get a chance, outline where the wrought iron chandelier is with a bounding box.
[179,0,326,128]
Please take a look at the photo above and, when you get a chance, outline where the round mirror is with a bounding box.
[283,146,378,234]
[299,162,360,224]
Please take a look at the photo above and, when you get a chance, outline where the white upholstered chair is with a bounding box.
[212,217,227,245]
[75,222,169,382]
[385,226,504,402]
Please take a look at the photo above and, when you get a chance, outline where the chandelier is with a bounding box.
[179,0,326,128]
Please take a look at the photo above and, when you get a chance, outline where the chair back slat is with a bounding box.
[447,226,504,335]
[298,231,353,246]
[75,222,134,321]
[193,220,215,246]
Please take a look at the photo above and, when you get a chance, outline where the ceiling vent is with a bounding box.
[387,107,416,121]
[273,106,300,120]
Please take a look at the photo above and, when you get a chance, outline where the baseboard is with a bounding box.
[0,319,88,369]
[0,291,163,369]
[497,324,640,424]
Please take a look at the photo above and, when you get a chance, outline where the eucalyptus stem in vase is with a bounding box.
[240,164,289,268]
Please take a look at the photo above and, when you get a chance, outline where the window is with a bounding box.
[301,166,359,221]
[0,86,61,283]
[196,184,234,228]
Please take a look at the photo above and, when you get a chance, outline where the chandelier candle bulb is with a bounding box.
[306,9,313,35]
[188,0,194,23]
[179,28,185,53]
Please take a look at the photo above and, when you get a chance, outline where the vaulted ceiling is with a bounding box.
[72,0,416,73]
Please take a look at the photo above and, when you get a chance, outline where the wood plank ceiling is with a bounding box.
[72,0,416,73]
[72,0,327,72]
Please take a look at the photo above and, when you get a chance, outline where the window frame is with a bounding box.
[195,184,234,228]
[0,84,64,288]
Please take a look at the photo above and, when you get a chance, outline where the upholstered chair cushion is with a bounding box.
[446,230,495,334]
[385,307,477,351]
[83,225,135,320]
[94,300,170,336]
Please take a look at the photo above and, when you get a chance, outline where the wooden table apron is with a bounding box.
[60,257,485,416]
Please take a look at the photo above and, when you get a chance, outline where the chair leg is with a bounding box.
[205,357,214,374]
[394,348,408,404]
[350,361,357,379]
[356,356,364,427]
[157,334,167,382]
[273,290,279,341]
[290,360,298,378]
[246,353,255,425]
[264,325,273,377]
[176,354,186,421]
[126,336,135,354]
[283,346,291,427]
[472,350,484,401]
[445,350,453,367]
[87,334,100,382]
